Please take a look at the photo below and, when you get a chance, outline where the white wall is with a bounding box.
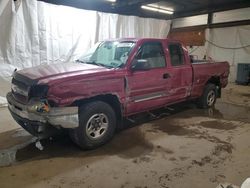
[173,8,250,28]
[213,7,250,23]
[172,14,208,28]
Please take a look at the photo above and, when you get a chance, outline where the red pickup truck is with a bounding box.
[7,38,229,149]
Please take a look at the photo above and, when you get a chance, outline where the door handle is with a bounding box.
[163,73,171,79]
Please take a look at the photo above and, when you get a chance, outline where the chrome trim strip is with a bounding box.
[8,103,47,123]
[134,94,163,103]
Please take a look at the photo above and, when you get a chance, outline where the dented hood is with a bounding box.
[17,62,109,82]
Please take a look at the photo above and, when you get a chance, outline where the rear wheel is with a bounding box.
[197,84,217,109]
[70,101,116,150]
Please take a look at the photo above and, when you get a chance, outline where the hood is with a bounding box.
[17,62,109,82]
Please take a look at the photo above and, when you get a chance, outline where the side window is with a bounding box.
[168,44,185,66]
[136,42,166,69]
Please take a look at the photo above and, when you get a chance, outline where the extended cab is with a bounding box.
[7,38,230,149]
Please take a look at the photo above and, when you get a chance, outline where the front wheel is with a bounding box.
[70,101,116,150]
[197,84,217,109]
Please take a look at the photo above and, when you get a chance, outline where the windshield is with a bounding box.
[78,41,135,68]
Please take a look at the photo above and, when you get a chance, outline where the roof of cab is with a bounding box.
[101,38,184,46]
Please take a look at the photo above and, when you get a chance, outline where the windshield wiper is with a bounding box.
[76,59,112,69]
[75,59,84,63]
[76,59,98,65]
[85,61,113,69]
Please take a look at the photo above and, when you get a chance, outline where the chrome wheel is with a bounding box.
[207,90,215,106]
[86,113,109,140]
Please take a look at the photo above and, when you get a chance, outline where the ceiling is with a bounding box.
[39,0,250,20]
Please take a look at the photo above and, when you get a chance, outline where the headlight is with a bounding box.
[30,85,49,98]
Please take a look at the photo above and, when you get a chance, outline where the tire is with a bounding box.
[197,84,217,109]
[70,101,116,150]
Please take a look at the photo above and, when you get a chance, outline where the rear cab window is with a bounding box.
[168,43,185,66]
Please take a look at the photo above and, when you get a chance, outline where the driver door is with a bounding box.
[126,41,171,115]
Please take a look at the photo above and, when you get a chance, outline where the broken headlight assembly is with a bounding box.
[27,99,50,113]
[28,85,50,113]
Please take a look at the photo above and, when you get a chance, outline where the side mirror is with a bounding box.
[190,55,198,64]
[131,59,150,71]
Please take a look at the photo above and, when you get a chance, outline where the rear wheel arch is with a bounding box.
[206,76,220,86]
[205,76,221,97]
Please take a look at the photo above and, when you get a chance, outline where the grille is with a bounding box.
[12,78,29,91]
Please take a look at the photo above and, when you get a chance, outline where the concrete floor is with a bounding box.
[0,83,249,188]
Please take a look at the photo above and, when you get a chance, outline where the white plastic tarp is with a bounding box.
[189,26,250,82]
[0,0,171,103]
[207,26,250,82]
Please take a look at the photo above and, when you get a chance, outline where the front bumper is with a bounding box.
[7,92,79,129]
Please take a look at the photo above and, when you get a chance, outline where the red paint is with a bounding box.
[17,38,230,116]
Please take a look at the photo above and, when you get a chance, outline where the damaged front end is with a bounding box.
[7,91,79,138]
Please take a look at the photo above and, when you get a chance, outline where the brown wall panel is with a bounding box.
[168,28,205,46]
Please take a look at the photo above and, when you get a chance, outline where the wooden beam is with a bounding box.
[170,19,250,31]
[208,19,250,28]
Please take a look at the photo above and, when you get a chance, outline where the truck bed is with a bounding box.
[191,61,230,97]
